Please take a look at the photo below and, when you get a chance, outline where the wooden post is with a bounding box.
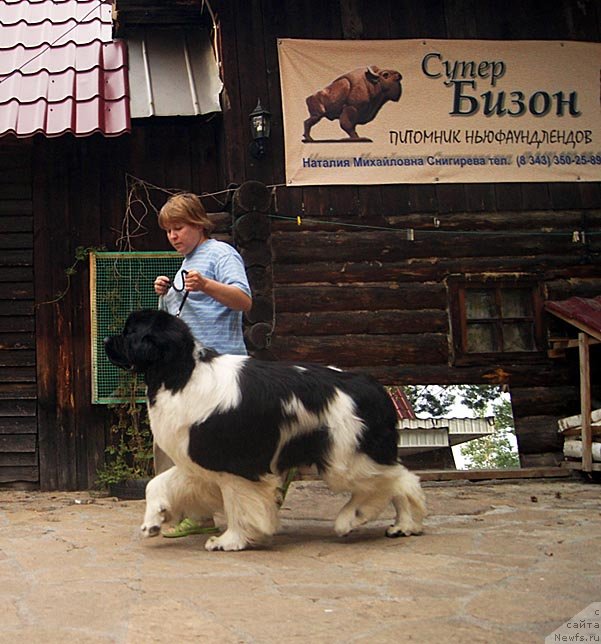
[578,332,593,473]
[232,181,274,359]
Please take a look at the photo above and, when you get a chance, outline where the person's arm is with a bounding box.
[184,270,252,312]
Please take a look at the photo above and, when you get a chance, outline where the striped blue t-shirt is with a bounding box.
[159,239,251,355]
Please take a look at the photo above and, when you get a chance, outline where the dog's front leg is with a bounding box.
[205,474,279,552]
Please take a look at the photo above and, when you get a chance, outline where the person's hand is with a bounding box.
[184,270,208,292]
[154,275,171,295]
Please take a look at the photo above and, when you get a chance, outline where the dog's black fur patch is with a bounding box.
[105,309,399,481]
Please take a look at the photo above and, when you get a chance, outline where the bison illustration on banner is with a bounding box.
[303,65,402,142]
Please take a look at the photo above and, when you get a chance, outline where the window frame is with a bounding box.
[448,275,546,366]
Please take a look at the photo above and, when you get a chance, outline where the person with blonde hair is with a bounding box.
[153,192,252,537]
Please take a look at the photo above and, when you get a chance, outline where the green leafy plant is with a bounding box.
[38,245,106,306]
[95,375,153,487]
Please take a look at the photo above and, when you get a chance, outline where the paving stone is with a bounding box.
[0,479,599,642]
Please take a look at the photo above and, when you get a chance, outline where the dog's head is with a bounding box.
[104,309,195,375]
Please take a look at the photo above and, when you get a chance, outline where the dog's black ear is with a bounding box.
[130,333,162,370]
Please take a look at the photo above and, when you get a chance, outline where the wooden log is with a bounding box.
[233,180,271,214]
[558,408,601,432]
[510,386,580,417]
[239,243,271,267]
[520,452,564,468]
[546,277,601,301]
[275,283,447,312]
[275,310,447,335]
[245,295,273,324]
[244,322,273,350]
[514,415,565,454]
[418,466,571,481]
[383,209,601,231]
[206,211,232,234]
[233,212,270,244]
[352,364,572,387]
[272,230,577,263]
[564,440,601,461]
[274,255,585,285]
[269,333,447,366]
[271,209,601,233]
[245,266,272,295]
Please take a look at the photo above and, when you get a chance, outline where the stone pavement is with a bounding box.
[0,477,599,643]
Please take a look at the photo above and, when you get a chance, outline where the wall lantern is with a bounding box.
[249,99,271,159]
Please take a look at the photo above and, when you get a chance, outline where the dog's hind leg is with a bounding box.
[205,474,280,552]
[326,458,426,538]
[386,466,427,538]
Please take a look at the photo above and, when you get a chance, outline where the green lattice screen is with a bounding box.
[90,251,182,404]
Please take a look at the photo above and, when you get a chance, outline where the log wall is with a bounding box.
[2,0,601,487]
[215,0,601,467]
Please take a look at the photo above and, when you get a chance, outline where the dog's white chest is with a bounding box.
[147,356,243,467]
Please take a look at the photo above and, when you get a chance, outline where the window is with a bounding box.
[448,277,545,365]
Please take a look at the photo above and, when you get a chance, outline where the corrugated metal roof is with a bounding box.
[398,417,495,448]
[0,0,130,138]
[127,26,222,118]
[545,296,601,341]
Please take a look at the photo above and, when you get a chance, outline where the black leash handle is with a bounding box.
[170,269,189,318]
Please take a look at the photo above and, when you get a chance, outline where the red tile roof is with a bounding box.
[545,296,601,341]
[387,386,417,420]
[0,0,130,138]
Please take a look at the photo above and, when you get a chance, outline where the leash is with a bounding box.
[170,269,189,318]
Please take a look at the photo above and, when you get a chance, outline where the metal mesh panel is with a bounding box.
[90,251,182,404]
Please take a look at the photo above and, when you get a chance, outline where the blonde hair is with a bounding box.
[158,193,215,235]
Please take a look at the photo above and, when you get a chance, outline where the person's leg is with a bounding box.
[153,441,218,538]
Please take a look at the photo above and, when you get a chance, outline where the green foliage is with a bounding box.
[404,385,457,417]
[39,245,106,306]
[95,375,153,487]
[460,396,520,469]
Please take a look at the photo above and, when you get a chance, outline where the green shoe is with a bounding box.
[162,517,220,538]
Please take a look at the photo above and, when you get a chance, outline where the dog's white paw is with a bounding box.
[204,532,249,552]
[334,511,357,537]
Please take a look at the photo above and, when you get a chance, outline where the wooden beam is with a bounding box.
[295,467,572,482]
[579,332,593,472]
[417,467,572,482]
[562,460,601,472]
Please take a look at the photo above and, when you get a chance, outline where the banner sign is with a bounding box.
[278,39,601,186]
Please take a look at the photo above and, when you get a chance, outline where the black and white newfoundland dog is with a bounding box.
[104,309,426,551]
